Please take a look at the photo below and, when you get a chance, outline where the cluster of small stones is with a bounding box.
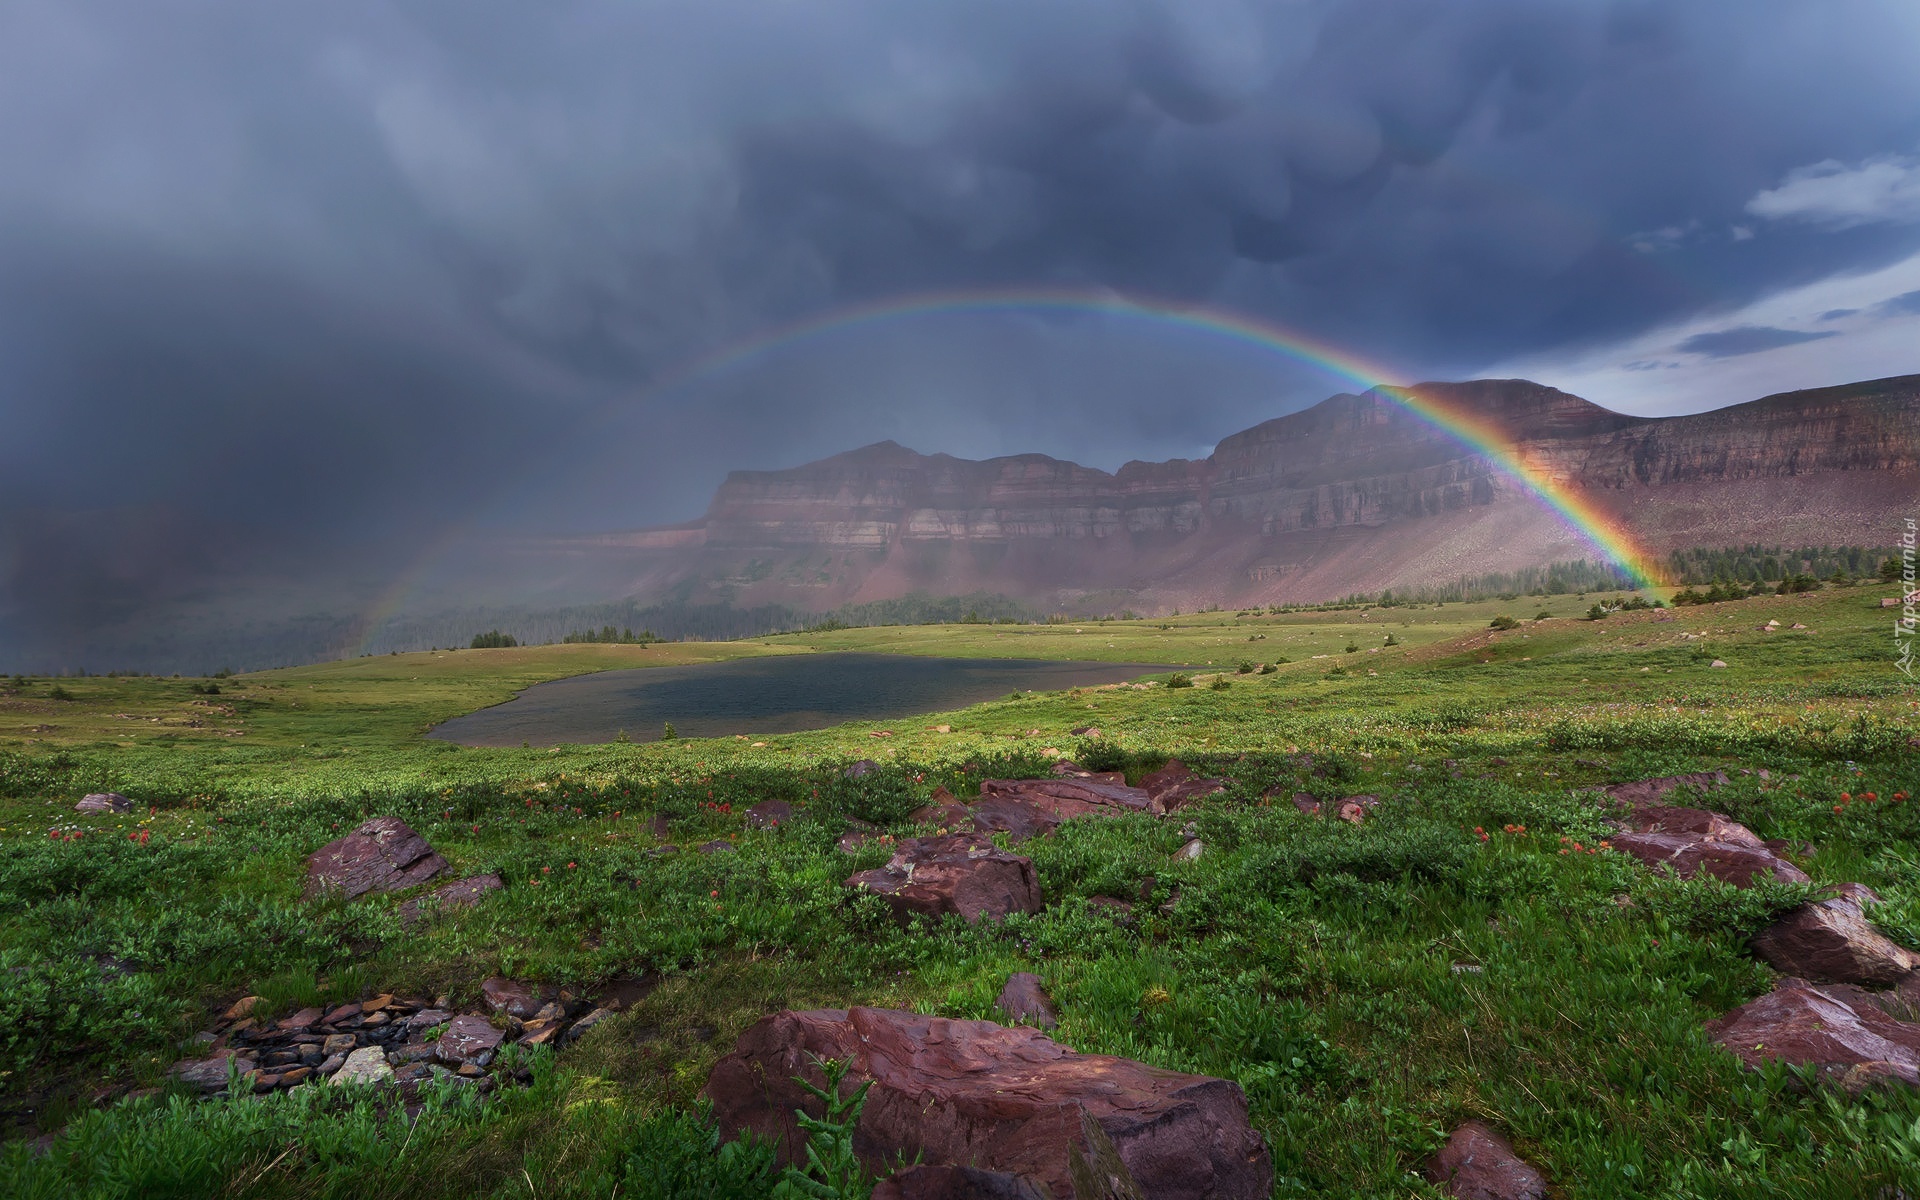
[169,977,620,1101]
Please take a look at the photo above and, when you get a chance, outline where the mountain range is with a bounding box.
[518,374,1918,612]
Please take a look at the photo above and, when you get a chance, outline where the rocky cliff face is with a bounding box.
[570,374,1920,609]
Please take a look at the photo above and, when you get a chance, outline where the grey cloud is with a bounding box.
[1676,325,1838,359]
[6,0,1920,668]
[1872,289,1920,316]
[1818,308,1860,320]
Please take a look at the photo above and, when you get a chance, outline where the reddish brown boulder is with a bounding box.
[172,1051,259,1093]
[305,817,447,900]
[1609,831,1809,887]
[705,1007,1271,1200]
[1605,771,1729,807]
[1704,977,1920,1082]
[1750,893,1917,986]
[846,835,1042,925]
[995,972,1059,1029]
[872,1165,1051,1200]
[279,1006,324,1030]
[1288,793,1321,816]
[481,976,556,1019]
[396,873,503,926]
[979,777,1153,812]
[1626,805,1764,848]
[76,792,133,814]
[746,800,795,829]
[968,796,1064,843]
[909,790,978,830]
[1140,760,1229,813]
[1423,1121,1547,1200]
[436,1015,506,1066]
[1050,761,1127,785]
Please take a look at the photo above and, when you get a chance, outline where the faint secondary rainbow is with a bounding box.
[352,287,1658,651]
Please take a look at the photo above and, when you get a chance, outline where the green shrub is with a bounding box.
[621,1104,781,1200]
[1166,674,1193,689]
[1489,615,1519,630]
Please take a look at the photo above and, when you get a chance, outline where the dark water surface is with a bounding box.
[428,653,1180,747]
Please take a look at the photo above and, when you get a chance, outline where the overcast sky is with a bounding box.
[4,0,1920,657]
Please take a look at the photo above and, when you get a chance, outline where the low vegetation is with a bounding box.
[1,589,1915,1197]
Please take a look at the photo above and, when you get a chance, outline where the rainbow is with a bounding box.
[633,286,1659,582]
[353,286,1658,651]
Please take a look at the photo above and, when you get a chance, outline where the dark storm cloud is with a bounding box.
[1675,325,1838,359]
[4,0,1920,667]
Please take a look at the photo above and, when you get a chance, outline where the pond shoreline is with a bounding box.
[428,652,1183,747]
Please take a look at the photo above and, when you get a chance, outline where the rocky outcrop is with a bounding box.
[305,817,448,901]
[845,835,1044,924]
[1604,772,1730,808]
[1608,797,1808,888]
[1423,1121,1548,1200]
[1140,760,1228,813]
[397,873,503,926]
[1704,977,1920,1087]
[1750,888,1918,986]
[75,792,132,814]
[979,777,1154,813]
[746,800,795,829]
[705,1007,1272,1200]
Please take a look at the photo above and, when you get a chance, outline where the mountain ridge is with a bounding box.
[519,373,1919,612]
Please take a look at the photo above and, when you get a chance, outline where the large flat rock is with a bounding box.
[1423,1121,1548,1200]
[845,834,1043,925]
[1705,976,1920,1087]
[1609,831,1808,887]
[305,817,448,900]
[978,777,1154,813]
[706,1007,1271,1200]
[1751,891,1918,986]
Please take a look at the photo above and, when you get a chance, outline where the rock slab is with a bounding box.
[846,835,1043,925]
[76,792,132,814]
[1750,891,1918,986]
[397,873,503,926]
[1609,805,1809,889]
[1423,1121,1548,1200]
[1140,760,1228,813]
[481,976,556,1020]
[706,1007,1271,1200]
[305,817,448,900]
[746,800,795,829]
[1605,772,1730,807]
[331,1045,395,1087]
[1705,976,1920,1086]
[436,1014,505,1066]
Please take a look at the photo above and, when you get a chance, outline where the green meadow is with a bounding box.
[2,587,1917,1198]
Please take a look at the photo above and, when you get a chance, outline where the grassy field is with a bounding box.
[2,586,1917,1198]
